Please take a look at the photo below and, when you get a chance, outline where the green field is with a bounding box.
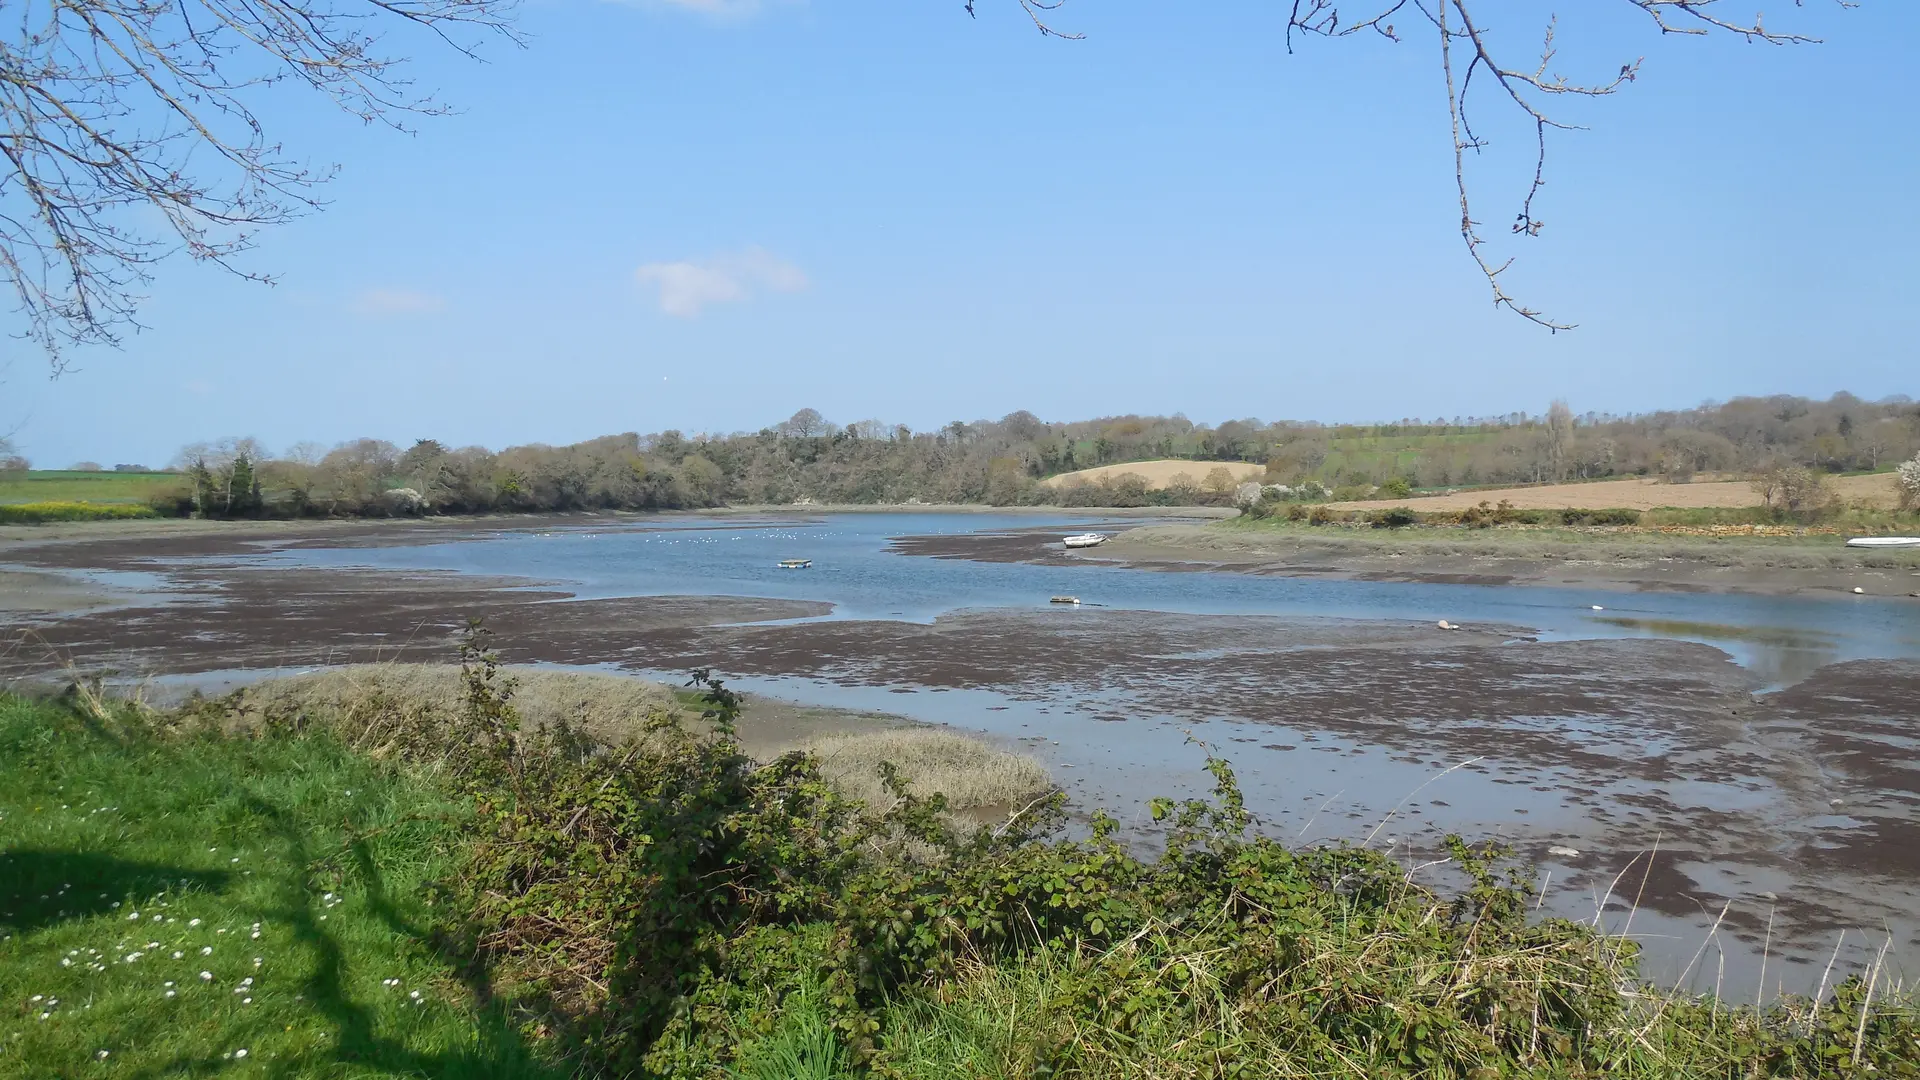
[0,470,181,506]
[1316,430,1498,481]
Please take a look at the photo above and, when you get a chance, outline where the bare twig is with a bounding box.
[1283,0,1840,330]
[1,0,521,371]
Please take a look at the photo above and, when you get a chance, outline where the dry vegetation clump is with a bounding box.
[804,728,1054,812]
[220,662,678,747]
[215,663,1052,810]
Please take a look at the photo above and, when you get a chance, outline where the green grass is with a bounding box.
[0,471,181,507]
[0,695,562,1078]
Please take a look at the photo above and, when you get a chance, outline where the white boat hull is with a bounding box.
[1845,537,1920,549]
[1063,533,1108,549]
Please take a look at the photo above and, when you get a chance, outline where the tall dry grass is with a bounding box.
[804,728,1055,812]
[217,663,1053,811]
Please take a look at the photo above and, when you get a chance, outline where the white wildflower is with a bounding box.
[199,971,213,981]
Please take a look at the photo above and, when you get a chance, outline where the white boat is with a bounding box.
[1062,533,1108,549]
[1845,537,1920,549]
[777,558,813,568]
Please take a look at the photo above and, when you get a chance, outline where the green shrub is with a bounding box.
[1369,507,1418,528]
[1376,476,1413,499]
[1559,507,1642,526]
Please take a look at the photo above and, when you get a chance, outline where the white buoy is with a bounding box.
[1853,587,1865,595]
[1436,619,1453,630]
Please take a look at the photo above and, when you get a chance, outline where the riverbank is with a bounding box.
[12,691,1910,1077]
[1092,521,1920,597]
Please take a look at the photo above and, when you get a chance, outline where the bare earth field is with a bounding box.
[1345,473,1903,511]
[1042,458,1265,489]
[3,514,1918,991]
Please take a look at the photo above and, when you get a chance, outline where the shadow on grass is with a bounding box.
[0,849,231,934]
[152,794,573,1080]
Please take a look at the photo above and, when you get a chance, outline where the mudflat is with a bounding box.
[1082,522,1920,597]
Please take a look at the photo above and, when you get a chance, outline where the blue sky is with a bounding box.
[5,0,1915,467]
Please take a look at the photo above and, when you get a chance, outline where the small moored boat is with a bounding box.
[1845,537,1920,549]
[1049,596,1081,605]
[1062,533,1108,549]
[777,558,813,569]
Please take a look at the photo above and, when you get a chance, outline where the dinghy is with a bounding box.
[1845,537,1920,549]
[1063,533,1108,549]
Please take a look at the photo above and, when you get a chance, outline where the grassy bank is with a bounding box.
[6,638,1918,1077]
[0,693,554,1077]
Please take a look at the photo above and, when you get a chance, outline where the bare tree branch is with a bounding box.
[1002,0,1847,331]
[0,0,520,373]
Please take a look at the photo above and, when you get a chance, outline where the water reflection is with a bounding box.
[1589,616,1842,688]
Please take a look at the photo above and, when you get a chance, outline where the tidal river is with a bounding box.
[9,511,1920,996]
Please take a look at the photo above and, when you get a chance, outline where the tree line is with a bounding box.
[138,393,1919,518]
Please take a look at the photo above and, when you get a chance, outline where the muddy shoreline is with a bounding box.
[3,513,1917,991]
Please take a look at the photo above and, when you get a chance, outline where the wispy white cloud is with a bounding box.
[351,289,446,317]
[629,0,766,18]
[634,248,808,317]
